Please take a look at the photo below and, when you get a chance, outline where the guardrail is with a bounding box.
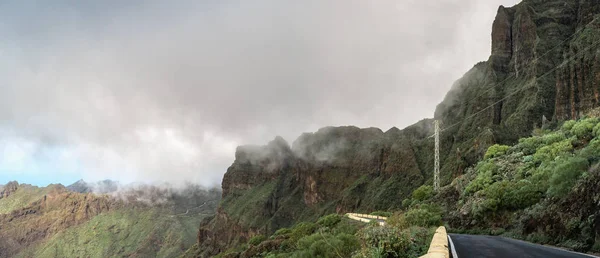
[345,213,387,226]
[419,226,449,258]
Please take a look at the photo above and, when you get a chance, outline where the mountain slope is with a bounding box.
[0,181,220,258]
[194,0,600,256]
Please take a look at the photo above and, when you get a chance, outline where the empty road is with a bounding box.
[449,234,598,258]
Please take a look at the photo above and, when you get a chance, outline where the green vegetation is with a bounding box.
[445,118,600,252]
[221,181,278,228]
[484,144,510,159]
[0,184,55,214]
[216,212,436,258]
[15,207,208,258]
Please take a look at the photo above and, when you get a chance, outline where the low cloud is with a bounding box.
[0,0,519,186]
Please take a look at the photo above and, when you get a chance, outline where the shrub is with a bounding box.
[290,222,318,242]
[401,198,413,208]
[517,136,543,155]
[485,144,510,159]
[593,122,600,137]
[386,212,408,230]
[504,180,543,209]
[248,235,266,246]
[403,208,442,228]
[547,157,589,198]
[464,161,497,194]
[571,118,597,139]
[356,225,433,258]
[579,138,600,163]
[334,233,361,257]
[533,139,573,163]
[411,185,434,202]
[332,219,361,235]
[273,227,291,237]
[297,233,326,250]
[358,226,405,257]
[541,132,567,145]
[317,214,342,228]
[562,120,577,131]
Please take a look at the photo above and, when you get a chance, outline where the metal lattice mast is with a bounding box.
[434,120,440,192]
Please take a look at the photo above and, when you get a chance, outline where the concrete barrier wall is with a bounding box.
[419,226,449,258]
[346,213,388,221]
[345,213,386,226]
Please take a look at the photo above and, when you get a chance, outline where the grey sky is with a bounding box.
[0,0,520,187]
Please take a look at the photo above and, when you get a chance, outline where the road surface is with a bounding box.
[449,234,598,258]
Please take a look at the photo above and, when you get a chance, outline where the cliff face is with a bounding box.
[197,0,600,256]
[0,181,19,199]
[435,0,600,182]
[198,123,434,255]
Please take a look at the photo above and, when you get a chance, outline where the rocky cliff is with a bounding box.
[0,181,19,199]
[196,0,600,256]
[435,0,600,183]
[197,123,434,255]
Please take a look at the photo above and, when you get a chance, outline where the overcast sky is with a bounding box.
[0,0,520,187]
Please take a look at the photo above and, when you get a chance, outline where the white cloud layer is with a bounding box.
[0,0,519,186]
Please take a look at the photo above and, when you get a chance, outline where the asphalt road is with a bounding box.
[449,234,598,258]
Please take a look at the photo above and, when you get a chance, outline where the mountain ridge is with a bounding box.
[0,180,221,257]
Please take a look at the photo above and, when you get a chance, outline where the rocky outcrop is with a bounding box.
[0,181,19,199]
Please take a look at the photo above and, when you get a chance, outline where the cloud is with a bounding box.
[0,0,520,186]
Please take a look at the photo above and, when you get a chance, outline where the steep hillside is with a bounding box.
[435,0,600,183]
[0,181,220,258]
[414,115,600,253]
[195,0,600,256]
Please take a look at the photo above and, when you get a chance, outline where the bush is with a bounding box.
[517,136,543,155]
[403,208,442,228]
[547,157,589,198]
[332,219,361,235]
[579,138,600,163]
[334,233,361,257]
[541,132,567,145]
[504,180,543,209]
[411,185,434,202]
[248,235,266,246]
[593,123,600,137]
[571,118,597,139]
[297,233,326,250]
[485,144,510,159]
[290,222,318,242]
[317,214,342,228]
[465,161,497,194]
[386,212,408,230]
[356,226,433,258]
[273,227,291,237]
[296,231,360,257]
[562,120,577,131]
[533,139,573,163]
[358,226,405,257]
[401,198,413,208]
